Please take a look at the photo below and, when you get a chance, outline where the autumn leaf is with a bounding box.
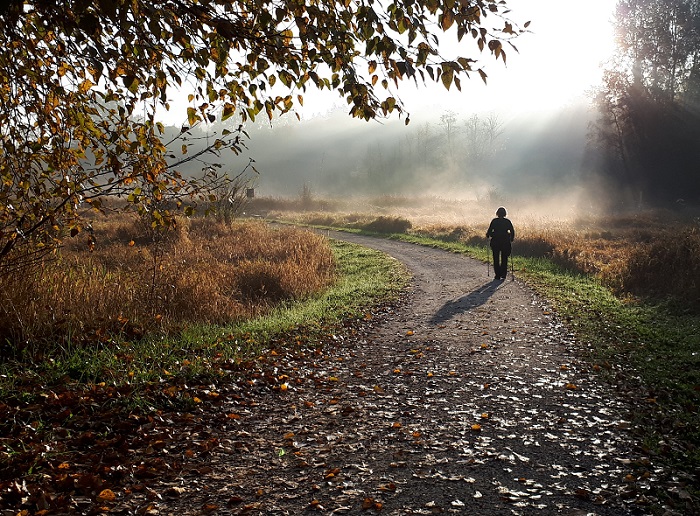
[325,467,341,479]
[96,489,116,503]
[78,79,94,93]
[362,497,376,509]
[441,10,454,31]
[441,67,454,90]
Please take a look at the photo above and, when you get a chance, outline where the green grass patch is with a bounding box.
[514,254,700,477]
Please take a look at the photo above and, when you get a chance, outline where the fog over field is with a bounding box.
[202,99,601,220]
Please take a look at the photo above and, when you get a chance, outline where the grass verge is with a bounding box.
[520,256,700,472]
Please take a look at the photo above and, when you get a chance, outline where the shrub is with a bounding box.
[362,216,412,234]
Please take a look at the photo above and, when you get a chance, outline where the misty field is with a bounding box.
[253,194,700,309]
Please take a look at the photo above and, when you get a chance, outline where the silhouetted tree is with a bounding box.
[592,0,700,207]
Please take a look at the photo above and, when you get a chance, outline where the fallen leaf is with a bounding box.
[96,489,116,503]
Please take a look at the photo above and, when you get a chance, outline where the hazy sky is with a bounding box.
[157,1,617,127]
[298,0,617,122]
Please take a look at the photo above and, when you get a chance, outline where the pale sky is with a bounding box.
[158,0,617,126]
[298,0,617,121]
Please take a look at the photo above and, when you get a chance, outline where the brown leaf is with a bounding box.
[96,489,116,503]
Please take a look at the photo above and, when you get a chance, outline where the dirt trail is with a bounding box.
[153,232,652,515]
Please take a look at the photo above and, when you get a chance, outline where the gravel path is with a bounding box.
[151,232,653,515]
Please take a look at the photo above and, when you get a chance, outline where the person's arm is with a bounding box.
[509,220,515,241]
[486,220,494,239]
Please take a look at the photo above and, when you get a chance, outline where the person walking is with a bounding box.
[486,206,515,280]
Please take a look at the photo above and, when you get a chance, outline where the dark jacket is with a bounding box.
[486,217,515,249]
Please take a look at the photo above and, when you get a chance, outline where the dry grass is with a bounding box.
[509,214,699,304]
[261,195,700,307]
[0,214,336,348]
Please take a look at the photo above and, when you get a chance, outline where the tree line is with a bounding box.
[591,0,700,208]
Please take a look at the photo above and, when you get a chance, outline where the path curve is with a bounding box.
[157,232,651,515]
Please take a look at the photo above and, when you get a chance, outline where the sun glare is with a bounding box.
[371,0,619,121]
[495,0,617,110]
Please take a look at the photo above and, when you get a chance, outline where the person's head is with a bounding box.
[496,206,507,218]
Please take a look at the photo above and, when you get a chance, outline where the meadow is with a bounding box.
[0,213,337,349]
[255,194,700,309]
[2,195,699,493]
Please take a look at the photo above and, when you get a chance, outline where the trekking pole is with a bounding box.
[487,245,490,277]
[510,245,515,281]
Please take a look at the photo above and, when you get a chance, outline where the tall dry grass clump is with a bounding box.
[412,223,487,246]
[620,226,700,304]
[0,215,336,349]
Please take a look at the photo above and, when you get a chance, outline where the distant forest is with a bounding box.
[166,102,594,207]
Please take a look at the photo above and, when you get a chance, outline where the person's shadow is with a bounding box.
[429,280,504,325]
